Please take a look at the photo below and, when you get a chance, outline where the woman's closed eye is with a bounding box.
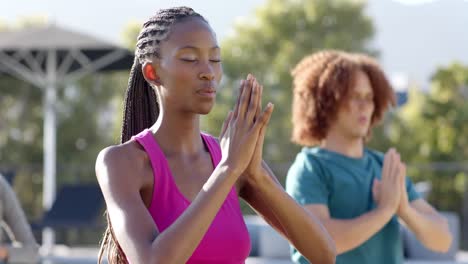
[180,58,221,63]
[180,58,198,62]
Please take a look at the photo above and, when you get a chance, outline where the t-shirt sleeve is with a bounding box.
[286,152,329,206]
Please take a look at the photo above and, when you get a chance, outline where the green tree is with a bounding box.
[121,20,141,51]
[204,0,376,179]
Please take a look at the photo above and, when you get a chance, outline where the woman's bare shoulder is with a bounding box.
[95,140,149,186]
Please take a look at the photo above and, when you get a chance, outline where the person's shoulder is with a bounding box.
[286,148,330,192]
[365,148,384,158]
[289,147,325,176]
[365,148,385,165]
[95,140,148,183]
[299,147,329,166]
[297,146,320,158]
[96,140,146,167]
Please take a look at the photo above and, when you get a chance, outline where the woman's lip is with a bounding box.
[197,90,216,98]
[198,88,216,93]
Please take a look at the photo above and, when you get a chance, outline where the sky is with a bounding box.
[367,0,468,89]
[2,0,468,88]
[0,0,266,43]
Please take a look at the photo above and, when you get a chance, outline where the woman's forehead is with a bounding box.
[163,18,218,50]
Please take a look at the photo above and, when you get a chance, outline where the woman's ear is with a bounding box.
[142,62,162,86]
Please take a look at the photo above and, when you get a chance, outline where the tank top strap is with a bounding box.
[200,133,222,166]
[131,129,171,207]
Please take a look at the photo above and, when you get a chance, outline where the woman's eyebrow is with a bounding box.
[177,45,220,51]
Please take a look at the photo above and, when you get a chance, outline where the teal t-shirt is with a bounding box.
[285,147,421,264]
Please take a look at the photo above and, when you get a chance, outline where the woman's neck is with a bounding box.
[150,109,205,157]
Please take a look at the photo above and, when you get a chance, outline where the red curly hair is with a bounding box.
[291,50,396,146]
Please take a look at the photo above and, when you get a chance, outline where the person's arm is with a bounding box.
[0,176,39,264]
[97,77,272,264]
[399,199,452,252]
[97,147,240,264]
[396,174,452,252]
[240,162,336,264]
[373,161,453,252]
[290,149,403,254]
[304,203,394,254]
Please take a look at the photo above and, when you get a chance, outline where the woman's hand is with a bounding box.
[242,76,274,185]
[218,74,274,178]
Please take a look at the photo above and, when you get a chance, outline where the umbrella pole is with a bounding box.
[42,49,57,254]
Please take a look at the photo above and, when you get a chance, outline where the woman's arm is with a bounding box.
[240,163,336,264]
[97,146,241,264]
[0,176,39,264]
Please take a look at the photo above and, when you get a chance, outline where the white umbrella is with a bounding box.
[0,24,133,251]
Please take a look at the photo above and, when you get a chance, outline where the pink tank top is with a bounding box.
[132,129,251,263]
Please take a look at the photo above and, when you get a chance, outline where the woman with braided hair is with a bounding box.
[95,7,335,264]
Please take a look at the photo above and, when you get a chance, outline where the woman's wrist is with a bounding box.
[245,168,274,190]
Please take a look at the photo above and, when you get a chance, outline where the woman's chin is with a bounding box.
[196,108,211,116]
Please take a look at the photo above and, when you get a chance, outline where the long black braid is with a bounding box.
[98,7,207,264]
